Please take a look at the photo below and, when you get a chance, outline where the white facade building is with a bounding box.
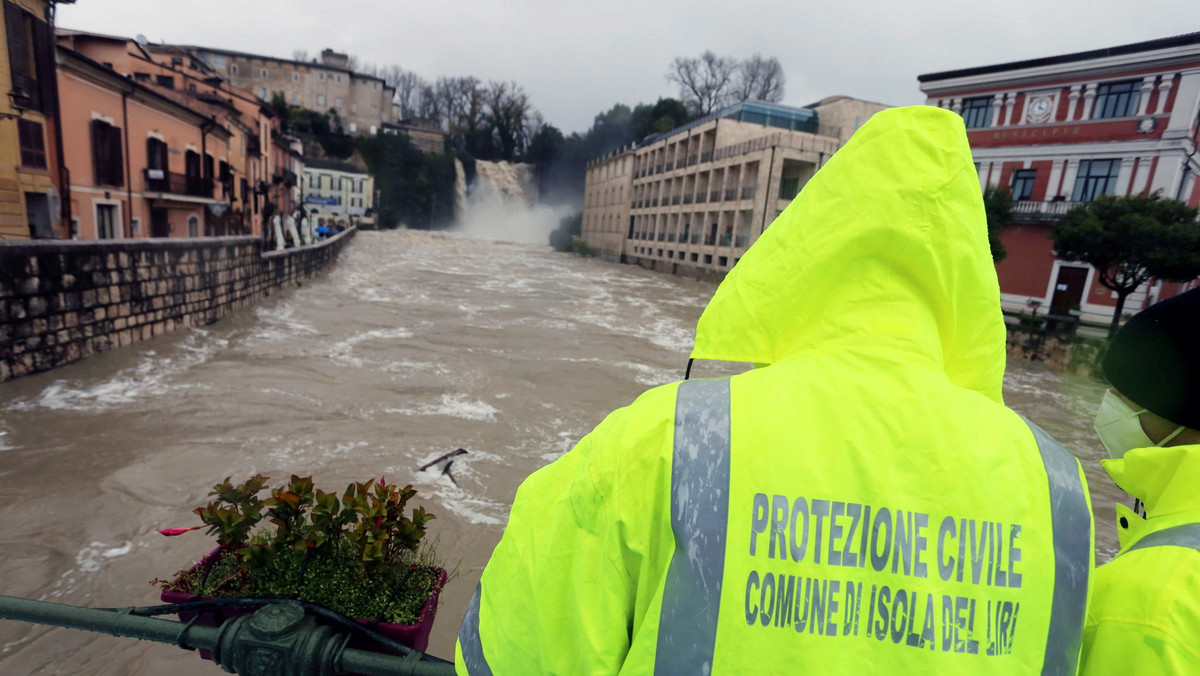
[302,158,374,226]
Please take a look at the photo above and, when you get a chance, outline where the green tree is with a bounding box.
[1051,193,1200,337]
[982,185,1013,263]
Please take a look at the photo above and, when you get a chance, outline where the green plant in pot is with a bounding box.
[156,474,446,652]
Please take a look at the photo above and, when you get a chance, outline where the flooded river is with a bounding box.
[0,229,1120,674]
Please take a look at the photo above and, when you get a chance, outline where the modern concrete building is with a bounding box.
[0,0,67,240]
[919,32,1200,321]
[582,98,889,273]
[183,46,395,136]
[302,158,373,227]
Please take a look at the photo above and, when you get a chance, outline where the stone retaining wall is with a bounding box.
[0,229,355,382]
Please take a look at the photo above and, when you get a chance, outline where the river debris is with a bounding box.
[418,448,468,487]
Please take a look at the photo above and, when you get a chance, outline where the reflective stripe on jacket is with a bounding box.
[1081,445,1200,676]
[457,106,1094,675]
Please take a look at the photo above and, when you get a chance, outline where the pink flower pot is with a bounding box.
[161,548,446,659]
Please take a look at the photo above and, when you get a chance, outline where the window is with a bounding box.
[259,87,269,100]
[188,83,197,93]
[213,54,226,70]
[351,103,357,113]
[1072,159,1121,202]
[960,96,993,128]
[260,68,268,78]
[156,75,174,89]
[335,74,342,83]
[292,72,299,82]
[291,91,299,104]
[96,203,118,239]
[335,97,342,108]
[318,72,326,81]
[369,125,376,135]
[133,72,150,82]
[17,119,45,168]
[187,215,199,238]
[1011,169,1037,201]
[317,94,325,107]
[4,1,56,114]
[230,64,238,75]
[1093,79,1141,119]
[349,122,356,133]
[373,82,378,90]
[308,173,317,189]
[90,119,124,186]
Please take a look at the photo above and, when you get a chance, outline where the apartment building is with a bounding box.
[582,99,888,273]
[0,0,65,240]
[57,29,303,238]
[184,46,395,136]
[919,32,1200,320]
[302,158,373,226]
[56,46,232,239]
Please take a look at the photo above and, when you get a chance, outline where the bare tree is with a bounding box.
[417,83,442,124]
[346,54,359,72]
[667,51,737,116]
[485,80,532,160]
[731,54,785,103]
[389,67,427,120]
[292,49,309,63]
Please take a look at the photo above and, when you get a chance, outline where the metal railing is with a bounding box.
[710,190,721,202]
[701,150,713,163]
[683,193,693,204]
[725,188,737,201]
[1011,199,1079,221]
[144,169,214,198]
[742,186,757,200]
[696,192,707,204]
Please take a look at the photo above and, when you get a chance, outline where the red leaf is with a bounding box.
[156,526,201,537]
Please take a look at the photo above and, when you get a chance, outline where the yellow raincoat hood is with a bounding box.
[692,105,1005,403]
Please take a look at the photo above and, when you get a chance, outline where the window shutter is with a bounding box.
[4,2,31,105]
[32,17,55,114]
[91,119,106,184]
[110,126,124,187]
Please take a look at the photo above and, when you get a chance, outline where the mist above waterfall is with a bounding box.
[453,159,571,246]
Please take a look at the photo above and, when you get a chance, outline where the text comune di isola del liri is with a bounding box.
[743,493,1024,656]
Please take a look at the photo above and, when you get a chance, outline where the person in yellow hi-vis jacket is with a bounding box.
[1081,287,1200,675]
[456,106,1094,675]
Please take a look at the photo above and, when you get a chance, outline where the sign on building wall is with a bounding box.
[304,195,340,206]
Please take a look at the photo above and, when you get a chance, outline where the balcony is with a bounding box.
[1011,199,1080,222]
[710,190,721,202]
[652,197,659,207]
[671,195,681,205]
[246,134,262,156]
[696,192,707,204]
[688,154,698,166]
[655,164,663,174]
[701,150,713,163]
[741,186,757,200]
[736,234,750,247]
[144,169,214,198]
[725,188,737,201]
[683,193,693,204]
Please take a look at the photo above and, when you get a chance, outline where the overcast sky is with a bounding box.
[59,1,1200,134]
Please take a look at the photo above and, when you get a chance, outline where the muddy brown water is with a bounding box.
[0,229,1121,674]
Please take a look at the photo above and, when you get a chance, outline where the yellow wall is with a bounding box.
[0,0,57,241]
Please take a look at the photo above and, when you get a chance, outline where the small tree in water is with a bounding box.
[1051,193,1200,337]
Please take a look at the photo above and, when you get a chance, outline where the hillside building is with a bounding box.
[581,97,889,273]
[182,46,396,136]
[919,32,1200,322]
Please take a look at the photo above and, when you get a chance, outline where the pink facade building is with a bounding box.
[919,33,1200,323]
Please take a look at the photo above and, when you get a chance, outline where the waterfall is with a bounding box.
[454,160,568,245]
[454,159,468,225]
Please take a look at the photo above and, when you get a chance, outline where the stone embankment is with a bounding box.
[0,229,354,382]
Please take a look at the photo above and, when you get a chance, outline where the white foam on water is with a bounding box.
[385,393,499,422]
[75,540,133,573]
[5,331,223,412]
[247,303,318,344]
[327,327,414,368]
[0,428,13,451]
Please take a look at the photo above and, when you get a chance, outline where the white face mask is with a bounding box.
[1093,390,1185,460]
